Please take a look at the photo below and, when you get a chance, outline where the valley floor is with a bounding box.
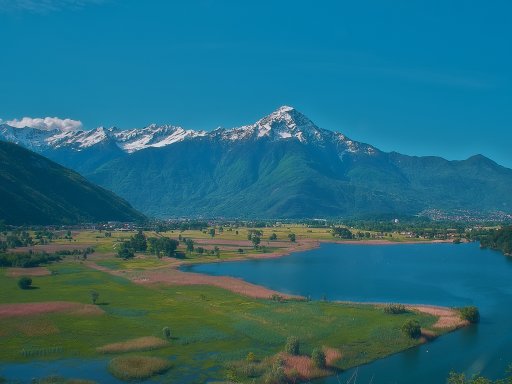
[0,228,469,383]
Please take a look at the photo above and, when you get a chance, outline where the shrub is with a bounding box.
[401,319,421,339]
[18,276,32,289]
[284,336,300,355]
[459,306,480,323]
[311,348,326,368]
[163,326,171,339]
[246,352,256,362]
[384,303,407,314]
[263,358,286,384]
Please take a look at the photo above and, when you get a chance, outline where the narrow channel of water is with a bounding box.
[185,242,512,383]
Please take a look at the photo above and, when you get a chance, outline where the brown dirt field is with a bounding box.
[7,267,51,277]
[408,305,468,329]
[0,302,104,319]
[97,336,168,353]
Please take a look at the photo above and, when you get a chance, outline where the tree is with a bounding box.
[288,233,296,243]
[251,235,261,248]
[459,306,480,323]
[18,276,32,289]
[209,228,216,238]
[214,246,220,258]
[332,227,353,239]
[117,243,135,259]
[284,336,300,355]
[269,233,277,241]
[130,230,147,252]
[91,290,99,304]
[311,348,326,368]
[401,319,421,339]
[185,238,194,253]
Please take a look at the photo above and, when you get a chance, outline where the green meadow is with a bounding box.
[0,258,440,383]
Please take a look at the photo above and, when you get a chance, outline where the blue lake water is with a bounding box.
[185,242,512,383]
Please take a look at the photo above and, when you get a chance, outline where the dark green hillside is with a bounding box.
[0,141,144,225]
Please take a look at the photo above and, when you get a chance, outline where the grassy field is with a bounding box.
[0,228,456,383]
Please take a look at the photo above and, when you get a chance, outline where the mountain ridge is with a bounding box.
[1,107,511,219]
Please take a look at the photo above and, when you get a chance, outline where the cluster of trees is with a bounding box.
[0,231,34,251]
[331,226,353,239]
[117,230,180,259]
[148,237,179,258]
[0,252,62,268]
[479,226,512,255]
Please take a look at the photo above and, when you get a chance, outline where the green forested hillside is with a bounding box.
[0,141,145,225]
[88,137,512,218]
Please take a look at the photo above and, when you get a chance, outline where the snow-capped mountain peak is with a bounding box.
[0,107,377,156]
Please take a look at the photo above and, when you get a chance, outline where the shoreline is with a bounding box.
[87,238,470,332]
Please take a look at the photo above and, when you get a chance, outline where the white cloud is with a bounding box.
[2,117,83,131]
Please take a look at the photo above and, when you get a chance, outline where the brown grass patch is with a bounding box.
[17,319,59,336]
[280,353,332,380]
[127,267,303,300]
[323,347,342,365]
[0,302,103,319]
[408,305,469,329]
[7,267,51,277]
[108,356,172,381]
[97,336,168,354]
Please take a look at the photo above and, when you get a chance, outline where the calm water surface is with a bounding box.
[185,242,512,383]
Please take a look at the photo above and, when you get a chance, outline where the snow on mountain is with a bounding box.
[0,106,378,156]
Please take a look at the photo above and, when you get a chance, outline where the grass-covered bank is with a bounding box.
[0,261,445,383]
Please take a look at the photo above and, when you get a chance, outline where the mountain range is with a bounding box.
[0,141,144,225]
[2,106,512,219]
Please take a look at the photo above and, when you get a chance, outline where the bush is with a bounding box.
[311,348,326,368]
[18,276,32,289]
[162,326,171,339]
[401,319,421,339]
[263,358,286,384]
[384,303,407,314]
[459,306,480,323]
[284,336,300,355]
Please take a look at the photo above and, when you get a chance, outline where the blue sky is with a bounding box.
[0,0,511,166]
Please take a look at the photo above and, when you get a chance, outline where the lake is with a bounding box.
[184,242,512,383]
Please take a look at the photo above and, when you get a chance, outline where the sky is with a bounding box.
[0,0,511,167]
